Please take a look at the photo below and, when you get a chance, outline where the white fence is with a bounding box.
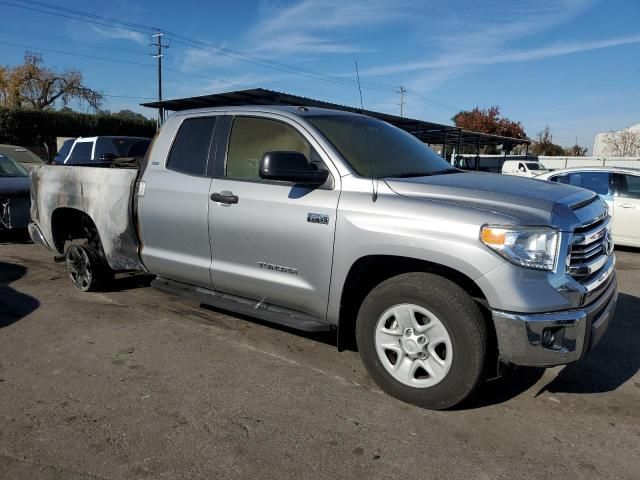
[454,154,640,171]
[538,156,640,169]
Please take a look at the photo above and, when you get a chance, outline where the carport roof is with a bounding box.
[142,88,529,148]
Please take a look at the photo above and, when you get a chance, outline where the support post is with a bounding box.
[442,130,447,160]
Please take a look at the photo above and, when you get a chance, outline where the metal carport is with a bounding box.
[142,88,530,164]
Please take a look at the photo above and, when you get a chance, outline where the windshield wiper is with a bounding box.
[393,168,460,178]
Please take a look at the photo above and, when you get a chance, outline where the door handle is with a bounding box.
[618,203,636,209]
[210,191,238,204]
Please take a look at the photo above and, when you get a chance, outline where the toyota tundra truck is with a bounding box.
[28,106,618,409]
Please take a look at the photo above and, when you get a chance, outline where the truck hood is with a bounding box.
[384,171,596,227]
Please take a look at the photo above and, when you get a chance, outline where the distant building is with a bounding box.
[593,123,640,156]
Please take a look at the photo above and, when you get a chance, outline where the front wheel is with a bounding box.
[356,272,488,409]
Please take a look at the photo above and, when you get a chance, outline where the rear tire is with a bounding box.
[65,241,113,292]
[356,272,488,410]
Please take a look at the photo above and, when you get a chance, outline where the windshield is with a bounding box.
[0,154,29,177]
[307,114,453,178]
[526,162,546,170]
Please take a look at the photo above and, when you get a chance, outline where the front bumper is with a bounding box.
[492,273,618,367]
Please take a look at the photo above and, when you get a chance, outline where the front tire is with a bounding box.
[356,272,488,409]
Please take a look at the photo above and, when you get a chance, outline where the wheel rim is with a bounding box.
[66,245,93,291]
[374,303,453,388]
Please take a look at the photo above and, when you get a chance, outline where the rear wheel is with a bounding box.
[65,243,112,292]
[356,272,488,409]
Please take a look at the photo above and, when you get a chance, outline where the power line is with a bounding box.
[2,0,462,114]
[0,0,156,34]
[0,26,148,56]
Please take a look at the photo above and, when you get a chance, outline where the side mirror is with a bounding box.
[99,153,117,162]
[259,151,328,186]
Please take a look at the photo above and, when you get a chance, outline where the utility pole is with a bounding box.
[397,86,407,117]
[150,32,168,127]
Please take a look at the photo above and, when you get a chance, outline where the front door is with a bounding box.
[614,173,640,247]
[208,114,340,319]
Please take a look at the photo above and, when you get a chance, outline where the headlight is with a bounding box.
[480,225,559,271]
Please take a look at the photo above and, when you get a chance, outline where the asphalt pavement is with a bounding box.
[1,238,639,479]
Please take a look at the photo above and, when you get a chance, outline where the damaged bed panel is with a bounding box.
[30,165,145,271]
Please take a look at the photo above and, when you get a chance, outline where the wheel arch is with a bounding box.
[336,255,495,353]
[51,207,105,257]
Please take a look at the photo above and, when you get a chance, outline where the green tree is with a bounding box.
[112,109,149,122]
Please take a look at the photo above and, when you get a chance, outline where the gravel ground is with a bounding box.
[1,238,639,479]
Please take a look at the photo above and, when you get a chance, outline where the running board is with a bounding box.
[151,277,331,332]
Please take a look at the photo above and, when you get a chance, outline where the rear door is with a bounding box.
[208,113,340,318]
[613,173,640,247]
[138,115,218,287]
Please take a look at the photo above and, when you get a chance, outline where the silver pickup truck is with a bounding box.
[29,106,618,409]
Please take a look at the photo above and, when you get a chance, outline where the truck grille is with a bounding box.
[568,215,611,282]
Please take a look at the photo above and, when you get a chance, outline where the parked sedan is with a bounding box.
[536,167,640,248]
[0,154,30,231]
[0,144,44,171]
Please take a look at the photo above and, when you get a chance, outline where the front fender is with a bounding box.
[326,185,505,324]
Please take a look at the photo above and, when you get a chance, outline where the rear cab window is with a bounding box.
[54,139,75,164]
[68,141,94,164]
[166,117,217,176]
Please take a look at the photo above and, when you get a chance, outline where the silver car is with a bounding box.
[28,106,618,409]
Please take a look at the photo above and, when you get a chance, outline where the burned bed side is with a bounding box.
[31,165,145,271]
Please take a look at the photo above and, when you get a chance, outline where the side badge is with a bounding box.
[307,213,329,225]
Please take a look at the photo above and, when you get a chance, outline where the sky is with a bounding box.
[1,0,639,151]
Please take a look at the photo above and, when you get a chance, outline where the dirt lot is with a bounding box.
[1,237,639,480]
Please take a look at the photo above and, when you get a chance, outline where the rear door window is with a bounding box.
[166,117,217,176]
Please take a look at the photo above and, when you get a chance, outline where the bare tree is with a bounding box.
[530,125,565,156]
[604,129,640,157]
[0,52,103,111]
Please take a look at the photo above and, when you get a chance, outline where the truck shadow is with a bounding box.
[107,273,156,292]
[0,261,40,328]
[200,304,338,347]
[461,292,640,409]
[0,229,32,245]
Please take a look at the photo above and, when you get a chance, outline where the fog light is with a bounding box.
[542,329,556,348]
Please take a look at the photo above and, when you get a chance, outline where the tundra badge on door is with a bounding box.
[307,213,329,225]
